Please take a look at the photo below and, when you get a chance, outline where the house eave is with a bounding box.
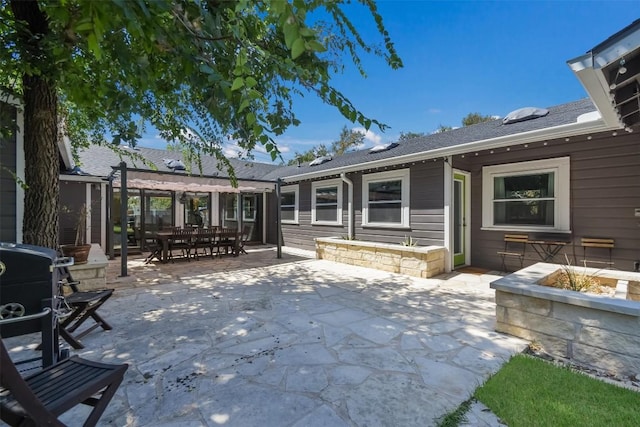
[567,19,640,130]
[280,118,611,182]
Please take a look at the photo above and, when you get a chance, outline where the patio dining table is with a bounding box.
[154,228,239,263]
[527,235,571,262]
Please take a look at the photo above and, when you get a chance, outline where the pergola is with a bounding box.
[109,163,282,276]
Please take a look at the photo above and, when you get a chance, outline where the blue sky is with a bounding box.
[138,1,638,163]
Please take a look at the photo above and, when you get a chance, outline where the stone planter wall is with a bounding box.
[67,244,108,291]
[315,237,446,279]
[491,263,640,376]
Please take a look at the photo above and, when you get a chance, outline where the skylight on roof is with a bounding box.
[503,107,549,125]
[369,142,399,153]
[163,158,186,170]
[309,155,332,166]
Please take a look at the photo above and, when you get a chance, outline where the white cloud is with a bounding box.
[222,142,243,158]
[427,108,442,114]
[352,127,382,145]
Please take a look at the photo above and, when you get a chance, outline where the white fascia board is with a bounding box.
[58,134,74,169]
[1,91,22,107]
[60,174,105,183]
[569,65,624,128]
[280,118,611,183]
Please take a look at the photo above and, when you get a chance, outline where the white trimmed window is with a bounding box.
[482,157,570,232]
[243,195,257,222]
[311,179,343,225]
[224,194,237,221]
[280,185,299,224]
[362,169,410,228]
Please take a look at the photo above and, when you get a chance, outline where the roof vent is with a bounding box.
[309,155,332,166]
[163,158,186,170]
[369,142,399,153]
[503,107,549,125]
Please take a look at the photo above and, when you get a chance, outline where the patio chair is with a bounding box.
[497,234,528,271]
[0,338,128,427]
[237,225,252,255]
[216,228,239,257]
[143,235,162,264]
[56,267,114,350]
[168,228,195,262]
[581,237,615,267]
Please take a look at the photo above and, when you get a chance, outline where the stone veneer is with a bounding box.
[315,237,446,279]
[491,262,640,376]
[67,243,108,291]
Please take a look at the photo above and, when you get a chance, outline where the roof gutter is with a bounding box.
[281,117,612,182]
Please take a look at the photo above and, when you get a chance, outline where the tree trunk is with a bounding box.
[22,76,59,248]
[11,0,60,248]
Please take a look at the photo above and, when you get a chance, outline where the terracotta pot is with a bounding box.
[60,244,92,265]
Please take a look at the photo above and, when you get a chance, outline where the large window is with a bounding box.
[224,194,237,221]
[184,193,210,227]
[280,185,299,224]
[243,195,257,221]
[312,179,343,225]
[362,169,410,227]
[482,157,570,231]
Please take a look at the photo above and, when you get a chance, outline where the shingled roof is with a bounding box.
[73,144,281,181]
[69,98,608,184]
[263,98,605,181]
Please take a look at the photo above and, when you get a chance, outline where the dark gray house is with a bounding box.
[263,98,638,272]
[0,95,23,243]
[66,145,280,254]
[6,20,640,272]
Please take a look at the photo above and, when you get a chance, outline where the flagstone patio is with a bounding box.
[4,247,527,426]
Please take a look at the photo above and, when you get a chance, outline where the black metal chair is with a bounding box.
[0,338,128,427]
[57,267,114,350]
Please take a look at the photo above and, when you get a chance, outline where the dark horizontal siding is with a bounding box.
[0,103,17,242]
[279,163,446,250]
[465,131,640,271]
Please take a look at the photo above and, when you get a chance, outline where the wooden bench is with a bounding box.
[497,234,528,271]
[581,238,614,267]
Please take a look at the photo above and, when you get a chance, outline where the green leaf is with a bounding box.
[87,33,101,59]
[246,112,256,127]
[283,22,299,49]
[238,99,250,113]
[307,40,326,52]
[291,38,306,59]
[231,77,244,91]
[299,27,314,37]
[245,76,257,88]
[75,21,94,32]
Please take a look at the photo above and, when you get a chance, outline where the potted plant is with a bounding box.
[60,203,92,264]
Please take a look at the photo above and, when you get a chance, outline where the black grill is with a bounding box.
[0,243,72,366]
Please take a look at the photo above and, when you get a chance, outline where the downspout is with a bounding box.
[340,173,354,239]
[276,179,282,259]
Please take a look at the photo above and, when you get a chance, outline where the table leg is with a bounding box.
[162,238,169,263]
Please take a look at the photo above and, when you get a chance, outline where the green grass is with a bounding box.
[475,354,640,427]
[436,398,472,427]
